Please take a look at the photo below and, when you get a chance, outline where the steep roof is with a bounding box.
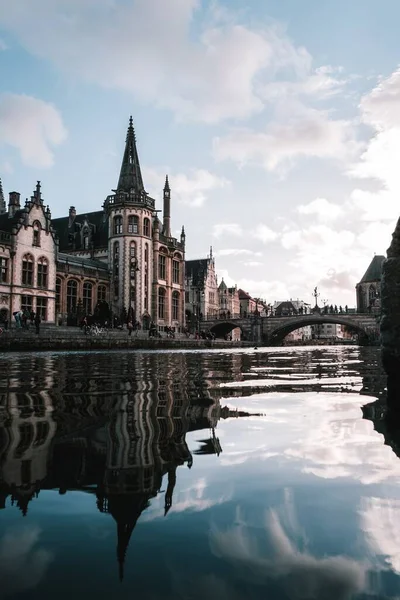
[0,210,24,234]
[359,255,385,284]
[219,278,227,291]
[117,116,145,194]
[52,210,109,252]
[238,289,252,300]
[185,259,209,286]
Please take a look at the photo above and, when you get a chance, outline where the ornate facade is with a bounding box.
[0,118,186,331]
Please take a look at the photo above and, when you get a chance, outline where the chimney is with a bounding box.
[69,206,76,227]
[163,175,171,238]
[8,191,20,218]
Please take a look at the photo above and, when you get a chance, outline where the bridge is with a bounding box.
[199,313,381,345]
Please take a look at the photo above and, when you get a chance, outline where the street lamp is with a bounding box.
[129,256,140,325]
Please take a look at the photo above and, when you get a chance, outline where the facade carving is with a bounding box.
[0,118,186,331]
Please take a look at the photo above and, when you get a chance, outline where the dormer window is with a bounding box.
[33,222,41,247]
[83,227,90,249]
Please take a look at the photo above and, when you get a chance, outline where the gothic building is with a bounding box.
[356,254,385,313]
[0,117,186,331]
[185,248,219,328]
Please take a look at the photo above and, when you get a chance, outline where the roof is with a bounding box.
[52,210,109,252]
[238,289,252,300]
[359,255,385,284]
[57,253,109,271]
[219,278,227,291]
[185,259,210,286]
[117,116,145,193]
[0,209,24,234]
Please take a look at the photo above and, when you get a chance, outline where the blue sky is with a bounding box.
[0,0,400,306]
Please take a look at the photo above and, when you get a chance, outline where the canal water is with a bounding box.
[0,346,398,599]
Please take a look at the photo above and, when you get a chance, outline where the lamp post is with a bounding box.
[129,255,140,326]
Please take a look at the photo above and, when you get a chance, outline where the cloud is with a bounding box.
[0,38,7,51]
[262,65,346,101]
[242,261,263,267]
[0,526,53,597]
[254,224,278,244]
[143,166,229,208]
[0,0,319,124]
[216,249,262,257]
[0,94,67,168]
[213,106,358,172]
[360,497,400,574]
[297,197,343,222]
[212,223,243,238]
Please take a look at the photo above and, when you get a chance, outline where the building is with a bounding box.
[0,118,186,332]
[185,248,219,328]
[218,279,240,318]
[356,255,385,313]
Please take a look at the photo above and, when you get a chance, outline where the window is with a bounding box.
[22,254,34,286]
[83,228,90,249]
[128,215,139,234]
[98,285,107,303]
[172,292,179,321]
[159,255,166,280]
[21,295,33,313]
[144,218,150,237]
[144,244,149,310]
[36,297,48,321]
[144,244,148,264]
[0,257,8,283]
[158,288,166,319]
[37,257,48,288]
[67,280,78,313]
[114,215,123,234]
[113,241,119,298]
[32,222,41,247]
[172,260,180,284]
[56,278,61,312]
[83,282,93,314]
[130,241,136,258]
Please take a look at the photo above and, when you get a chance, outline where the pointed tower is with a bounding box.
[0,178,6,214]
[117,116,145,195]
[163,175,171,238]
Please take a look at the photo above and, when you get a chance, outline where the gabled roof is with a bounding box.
[52,210,109,252]
[359,255,385,284]
[238,289,252,300]
[219,278,227,291]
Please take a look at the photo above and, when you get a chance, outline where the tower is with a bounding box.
[104,117,156,322]
[0,178,6,214]
[163,175,171,238]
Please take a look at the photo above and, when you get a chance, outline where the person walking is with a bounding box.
[34,312,41,335]
[127,320,133,336]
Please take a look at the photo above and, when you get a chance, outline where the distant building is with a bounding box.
[356,255,385,313]
[272,300,311,316]
[185,249,219,328]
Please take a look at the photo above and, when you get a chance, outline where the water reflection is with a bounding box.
[0,346,399,599]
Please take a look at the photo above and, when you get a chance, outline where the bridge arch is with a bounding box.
[209,321,245,339]
[268,315,373,345]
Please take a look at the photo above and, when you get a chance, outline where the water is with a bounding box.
[0,345,398,599]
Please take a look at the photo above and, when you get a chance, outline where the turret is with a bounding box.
[31,181,42,205]
[163,175,171,238]
[8,191,20,218]
[0,178,6,214]
[180,226,186,246]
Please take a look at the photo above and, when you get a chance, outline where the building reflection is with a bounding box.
[0,351,252,580]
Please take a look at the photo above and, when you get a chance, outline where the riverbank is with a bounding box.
[0,327,249,352]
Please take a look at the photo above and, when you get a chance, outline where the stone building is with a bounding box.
[185,248,219,328]
[0,117,186,331]
[218,279,240,318]
[356,254,385,313]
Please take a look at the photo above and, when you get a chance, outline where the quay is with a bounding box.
[0,327,248,352]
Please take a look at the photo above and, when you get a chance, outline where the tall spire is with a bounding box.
[163,174,171,237]
[0,178,6,214]
[117,116,145,194]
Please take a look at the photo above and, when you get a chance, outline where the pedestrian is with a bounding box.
[34,312,41,334]
[127,320,133,336]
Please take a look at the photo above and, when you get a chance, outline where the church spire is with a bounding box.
[117,116,145,194]
[0,178,6,214]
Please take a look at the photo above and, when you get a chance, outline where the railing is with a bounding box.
[200,311,377,322]
[105,192,155,210]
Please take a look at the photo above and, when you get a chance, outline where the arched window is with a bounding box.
[158,288,166,320]
[369,285,376,302]
[128,215,139,234]
[144,218,150,237]
[56,278,62,313]
[83,227,90,249]
[114,215,123,235]
[22,254,34,286]
[83,282,93,314]
[159,254,166,280]
[98,285,107,303]
[37,257,48,288]
[32,221,41,247]
[67,280,78,313]
[172,259,180,284]
[172,291,179,321]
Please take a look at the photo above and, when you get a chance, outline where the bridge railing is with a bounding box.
[200,311,378,322]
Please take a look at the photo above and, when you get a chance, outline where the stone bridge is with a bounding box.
[199,313,380,345]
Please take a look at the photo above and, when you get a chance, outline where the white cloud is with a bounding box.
[360,497,400,574]
[0,0,318,124]
[0,94,67,168]
[262,65,346,101]
[242,260,263,267]
[212,223,243,238]
[217,249,262,257]
[297,197,343,222]
[254,224,278,244]
[143,167,229,208]
[213,106,358,172]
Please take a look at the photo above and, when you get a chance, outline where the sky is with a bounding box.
[0,0,399,307]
